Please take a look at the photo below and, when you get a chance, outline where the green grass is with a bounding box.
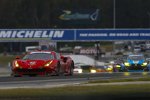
[0,84,150,100]
[88,77,150,83]
[0,76,149,100]
[0,55,15,66]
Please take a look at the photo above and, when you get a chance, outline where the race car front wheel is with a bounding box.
[69,62,74,76]
[55,62,61,76]
[10,72,21,77]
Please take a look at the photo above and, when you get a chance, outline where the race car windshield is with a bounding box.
[22,53,54,60]
[128,55,144,60]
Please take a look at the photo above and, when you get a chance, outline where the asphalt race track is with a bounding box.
[0,72,149,89]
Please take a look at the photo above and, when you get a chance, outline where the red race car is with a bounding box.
[10,51,74,77]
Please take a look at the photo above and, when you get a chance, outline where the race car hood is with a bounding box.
[127,59,145,65]
[15,59,54,68]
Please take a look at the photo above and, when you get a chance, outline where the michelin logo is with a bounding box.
[0,30,64,38]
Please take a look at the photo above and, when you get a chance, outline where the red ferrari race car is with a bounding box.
[10,51,74,77]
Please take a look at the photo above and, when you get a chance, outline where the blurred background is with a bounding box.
[0,0,150,68]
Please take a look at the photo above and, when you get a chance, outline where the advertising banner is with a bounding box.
[0,29,75,41]
[57,9,101,28]
[0,29,150,41]
[76,29,150,40]
[59,9,100,21]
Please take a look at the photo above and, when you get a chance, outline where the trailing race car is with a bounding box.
[118,54,150,72]
[10,51,74,77]
[73,63,83,74]
[73,63,93,74]
[90,65,114,73]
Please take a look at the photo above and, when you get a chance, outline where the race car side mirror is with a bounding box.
[60,56,64,59]
[61,56,68,63]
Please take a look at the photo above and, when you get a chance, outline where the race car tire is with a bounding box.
[11,72,21,77]
[69,62,74,76]
[29,74,37,77]
[55,62,61,76]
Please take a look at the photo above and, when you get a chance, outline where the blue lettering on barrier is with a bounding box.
[76,29,150,40]
[51,30,75,40]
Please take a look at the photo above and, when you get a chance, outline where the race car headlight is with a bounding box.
[14,61,19,68]
[44,61,53,67]
[90,69,96,73]
[107,67,113,71]
[124,62,130,66]
[116,65,121,68]
[78,69,83,73]
[142,62,148,66]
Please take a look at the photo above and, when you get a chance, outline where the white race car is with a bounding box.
[73,63,92,74]
[73,66,83,74]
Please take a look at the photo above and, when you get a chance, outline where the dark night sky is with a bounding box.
[0,0,149,28]
[116,0,150,28]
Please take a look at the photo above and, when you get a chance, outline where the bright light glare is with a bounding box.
[78,69,83,73]
[45,61,53,67]
[15,61,19,67]
[124,62,130,66]
[90,69,96,73]
[107,67,113,71]
[142,63,147,66]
